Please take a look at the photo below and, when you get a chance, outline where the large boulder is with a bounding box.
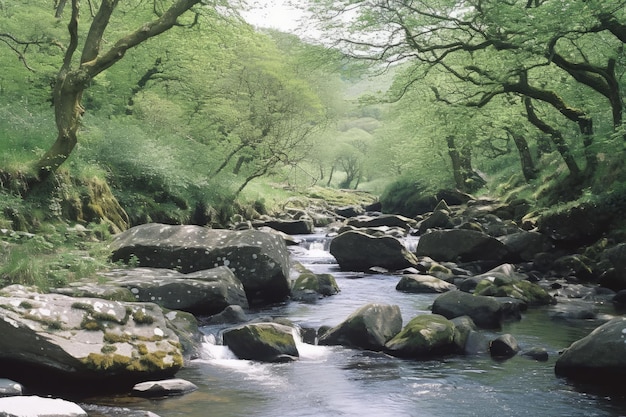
[318,303,402,351]
[222,322,299,363]
[555,317,626,383]
[395,274,456,294]
[431,290,504,329]
[330,230,418,271]
[0,286,183,394]
[384,314,457,358]
[472,264,554,306]
[109,224,291,304]
[100,266,249,315]
[416,229,510,263]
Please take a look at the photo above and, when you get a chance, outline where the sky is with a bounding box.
[241,0,306,32]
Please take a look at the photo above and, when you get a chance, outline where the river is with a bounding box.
[91,232,626,417]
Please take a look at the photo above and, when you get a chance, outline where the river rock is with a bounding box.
[330,230,418,271]
[395,274,456,294]
[109,224,291,304]
[162,310,203,360]
[0,286,183,393]
[418,209,455,234]
[79,404,161,417]
[498,231,553,262]
[252,218,314,235]
[101,266,249,315]
[345,214,417,231]
[0,396,87,417]
[555,317,626,383]
[334,205,365,218]
[431,290,504,329]
[222,322,299,362]
[291,271,340,301]
[132,378,198,397]
[384,314,457,358]
[416,229,510,263]
[489,333,520,359]
[0,379,22,397]
[203,305,248,325]
[318,303,402,351]
[473,271,554,306]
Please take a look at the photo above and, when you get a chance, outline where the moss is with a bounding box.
[82,352,133,372]
[19,301,33,309]
[22,312,63,330]
[101,344,117,354]
[81,317,104,331]
[132,309,155,325]
[137,343,149,355]
[103,331,132,344]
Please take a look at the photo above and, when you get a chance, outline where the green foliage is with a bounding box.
[379,177,433,217]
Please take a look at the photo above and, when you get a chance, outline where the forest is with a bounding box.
[0,0,625,287]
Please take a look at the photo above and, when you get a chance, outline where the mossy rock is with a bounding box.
[474,279,554,306]
[385,314,457,358]
[223,322,299,362]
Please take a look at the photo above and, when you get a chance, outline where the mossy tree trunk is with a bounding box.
[29,0,201,189]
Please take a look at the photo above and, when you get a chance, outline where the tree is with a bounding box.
[309,0,626,184]
[14,0,238,188]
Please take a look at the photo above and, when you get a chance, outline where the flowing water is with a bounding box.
[92,232,626,417]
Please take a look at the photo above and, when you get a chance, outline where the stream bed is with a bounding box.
[89,233,626,417]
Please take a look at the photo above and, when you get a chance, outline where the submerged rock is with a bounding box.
[109,224,291,305]
[318,303,402,351]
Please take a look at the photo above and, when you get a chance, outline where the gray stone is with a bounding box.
[416,229,510,263]
[330,230,418,272]
[319,303,402,351]
[489,333,520,359]
[555,317,626,382]
[384,314,457,358]
[223,322,299,362]
[102,266,249,315]
[0,379,22,397]
[109,224,291,304]
[132,378,198,397]
[0,396,87,417]
[431,290,504,329]
[0,286,182,392]
[395,274,456,294]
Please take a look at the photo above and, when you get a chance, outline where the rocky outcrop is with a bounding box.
[345,214,417,231]
[101,266,249,315]
[395,274,456,294]
[416,229,510,263]
[222,322,299,362]
[0,286,183,394]
[109,224,291,305]
[555,317,626,383]
[318,303,402,351]
[384,314,458,358]
[431,290,505,329]
[330,230,418,271]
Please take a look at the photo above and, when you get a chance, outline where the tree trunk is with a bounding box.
[55,0,68,18]
[506,128,537,182]
[446,136,466,191]
[524,97,581,178]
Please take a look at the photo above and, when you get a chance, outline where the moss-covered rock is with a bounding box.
[474,278,554,306]
[222,322,299,362]
[384,314,457,358]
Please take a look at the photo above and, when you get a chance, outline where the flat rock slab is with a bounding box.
[0,396,87,417]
